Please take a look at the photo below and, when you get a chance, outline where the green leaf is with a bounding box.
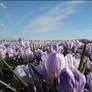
[0,80,19,92]
[78,40,87,72]
[82,60,88,74]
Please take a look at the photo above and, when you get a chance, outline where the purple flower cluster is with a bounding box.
[1,40,92,92]
[14,51,89,92]
[63,40,82,51]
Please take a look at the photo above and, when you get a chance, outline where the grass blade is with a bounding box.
[82,60,88,74]
[78,41,87,72]
[0,80,19,92]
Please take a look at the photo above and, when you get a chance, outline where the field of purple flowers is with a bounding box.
[0,40,92,92]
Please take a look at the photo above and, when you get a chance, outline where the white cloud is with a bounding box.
[0,3,6,8]
[24,1,84,33]
[25,16,64,33]
[0,24,5,27]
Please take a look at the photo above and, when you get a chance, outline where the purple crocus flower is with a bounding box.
[52,44,58,52]
[37,51,48,79]
[49,44,63,53]
[0,48,7,58]
[14,65,37,92]
[19,40,25,49]
[65,53,74,68]
[82,89,89,92]
[43,46,49,51]
[86,43,92,55]
[46,52,66,83]
[86,60,92,71]
[71,67,86,92]
[87,72,92,92]
[56,67,75,92]
[19,47,34,62]
[7,48,18,58]
[63,40,82,52]
[35,49,43,59]
[26,48,34,62]
[73,40,82,51]
[57,67,86,92]
[4,42,10,48]
[65,53,80,69]
[14,65,33,85]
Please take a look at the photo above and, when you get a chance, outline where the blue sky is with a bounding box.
[0,1,92,40]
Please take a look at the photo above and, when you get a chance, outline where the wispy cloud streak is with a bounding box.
[24,1,84,33]
[0,3,6,8]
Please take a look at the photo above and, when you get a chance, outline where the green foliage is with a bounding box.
[78,41,87,72]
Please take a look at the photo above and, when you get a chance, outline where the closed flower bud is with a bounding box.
[46,52,66,83]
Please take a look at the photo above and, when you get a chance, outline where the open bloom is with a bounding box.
[49,44,63,53]
[19,47,34,62]
[63,40,82,52]
[7,48,18,58]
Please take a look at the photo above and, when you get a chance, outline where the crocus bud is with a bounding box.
[65,53,74,68]
[46,52,66,83]
[65,53,80,69]
[14,65,32,85]
[14,65,37,92]
[37,52,48,80]
[26,48,34,62]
